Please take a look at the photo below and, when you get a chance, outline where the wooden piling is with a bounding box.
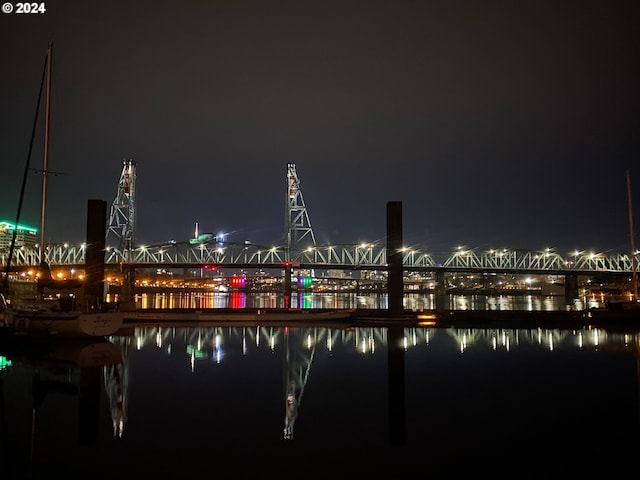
[84,199,107,311]
[387,201,403,317]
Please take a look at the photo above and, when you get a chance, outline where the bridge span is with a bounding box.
[1,241,637,277]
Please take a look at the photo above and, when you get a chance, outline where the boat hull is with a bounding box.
[2,310,124,338]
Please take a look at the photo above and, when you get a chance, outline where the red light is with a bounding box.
[230,292,245,308]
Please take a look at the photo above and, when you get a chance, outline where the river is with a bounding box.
[1,319,638,478]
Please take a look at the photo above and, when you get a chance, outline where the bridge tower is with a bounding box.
[285,163,316,256]
[107,159,136,261]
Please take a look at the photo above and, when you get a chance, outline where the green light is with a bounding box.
[0,356,12,369]
[0,220,38,233]
[186,345,208,359]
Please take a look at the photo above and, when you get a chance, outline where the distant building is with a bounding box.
[327,269,348,279]
[0,221,38,249]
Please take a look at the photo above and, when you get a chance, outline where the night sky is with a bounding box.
[1,0,639,260]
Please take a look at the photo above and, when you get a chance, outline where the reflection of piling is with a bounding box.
[387,201,403,317]
[78,367,101,444]
[387,326,406,446]
[85,199,107,311]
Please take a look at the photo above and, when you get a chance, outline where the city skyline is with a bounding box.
[1,1,638,255]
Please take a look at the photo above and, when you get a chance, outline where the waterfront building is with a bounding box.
[0,220,38,249]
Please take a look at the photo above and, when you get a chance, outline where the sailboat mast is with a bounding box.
[1,47,49,296]
[627,170,638,302]
[39,43,52,263]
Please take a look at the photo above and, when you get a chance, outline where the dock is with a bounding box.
[116,306,640,332]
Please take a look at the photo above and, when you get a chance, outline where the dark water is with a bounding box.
[1,323,639,478]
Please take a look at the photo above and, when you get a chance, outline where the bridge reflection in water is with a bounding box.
[110,324,640,437]
[1,323,638,476]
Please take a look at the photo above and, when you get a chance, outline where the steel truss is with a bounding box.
[285,163,316,252]
[443,248,566,270]
[107,159,136,261]
[2,242,638,274]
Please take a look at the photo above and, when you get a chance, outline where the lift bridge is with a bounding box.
[1,161,638,276]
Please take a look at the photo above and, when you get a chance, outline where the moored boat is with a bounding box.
[1,294,124,338]
[0,45,124,340]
